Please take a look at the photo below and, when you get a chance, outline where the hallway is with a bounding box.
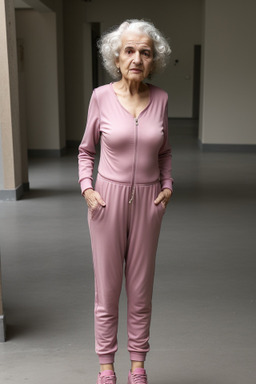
[0,123,255,384]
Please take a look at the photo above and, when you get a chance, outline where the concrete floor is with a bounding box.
[0,122,256,383]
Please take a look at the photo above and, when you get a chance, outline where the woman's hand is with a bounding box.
[83,188,106,209]
[154,188,172,208]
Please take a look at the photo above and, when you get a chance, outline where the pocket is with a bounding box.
[88,204,104,221]
[159,201,166,215]
[154,201,166,219]
[161,201,167,210]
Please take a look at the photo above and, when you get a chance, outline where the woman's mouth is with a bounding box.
[130,68,142,73]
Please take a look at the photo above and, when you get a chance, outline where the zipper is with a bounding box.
[129,117,139,204]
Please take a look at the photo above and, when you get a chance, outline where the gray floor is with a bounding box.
[0,121,256,383]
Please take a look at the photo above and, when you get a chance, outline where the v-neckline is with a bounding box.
[110,82,152,119]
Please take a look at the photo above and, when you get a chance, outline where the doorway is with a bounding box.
[91,22,100,89]
[192,45,201,119]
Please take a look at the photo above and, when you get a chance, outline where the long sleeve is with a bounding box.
[78,91,101,194]
[158,99,173,191]
[78,83,173,193]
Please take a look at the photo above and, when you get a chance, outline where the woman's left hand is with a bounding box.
[154,188,172,208]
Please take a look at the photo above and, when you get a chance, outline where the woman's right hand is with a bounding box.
[83,188,106,209]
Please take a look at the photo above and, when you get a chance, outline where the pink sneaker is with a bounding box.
[128,368,148,384]
[97,370,117,384]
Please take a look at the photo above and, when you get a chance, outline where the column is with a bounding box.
[0,0,24,200]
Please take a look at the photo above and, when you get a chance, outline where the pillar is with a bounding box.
[0,0,25,200]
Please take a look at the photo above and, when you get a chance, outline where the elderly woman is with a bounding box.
[78,19,173,384]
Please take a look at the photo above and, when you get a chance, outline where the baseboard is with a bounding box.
[199,141,256,153]
[23,182,30,192]
[28,148,67,158]
[0,315,6,342]
[0,183,24,201]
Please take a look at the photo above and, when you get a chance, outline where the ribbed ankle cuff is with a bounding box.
[130,352,146,362]
[98,353,115,364]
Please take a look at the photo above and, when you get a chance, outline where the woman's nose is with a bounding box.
[133,51,142,64]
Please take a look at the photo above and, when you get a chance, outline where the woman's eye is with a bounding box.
[142,51,150,57]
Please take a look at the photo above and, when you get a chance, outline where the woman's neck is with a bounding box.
[114,79,147,96]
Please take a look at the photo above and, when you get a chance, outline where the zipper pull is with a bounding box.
[128,187,135,204]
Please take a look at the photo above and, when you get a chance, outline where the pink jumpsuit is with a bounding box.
[78,83,173,364]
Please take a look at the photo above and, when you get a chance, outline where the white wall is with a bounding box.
[64,0,203,142]
[15,10,63,151]
[199,0,256,145]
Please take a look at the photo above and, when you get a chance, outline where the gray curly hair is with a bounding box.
[98,19,171,80]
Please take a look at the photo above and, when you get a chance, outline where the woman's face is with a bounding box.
[116,32,154,82]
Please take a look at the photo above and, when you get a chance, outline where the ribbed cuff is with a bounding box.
[130,352,147,362]
[80,178,93,195]
[98,353,115,364]
[161,178,173,191]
